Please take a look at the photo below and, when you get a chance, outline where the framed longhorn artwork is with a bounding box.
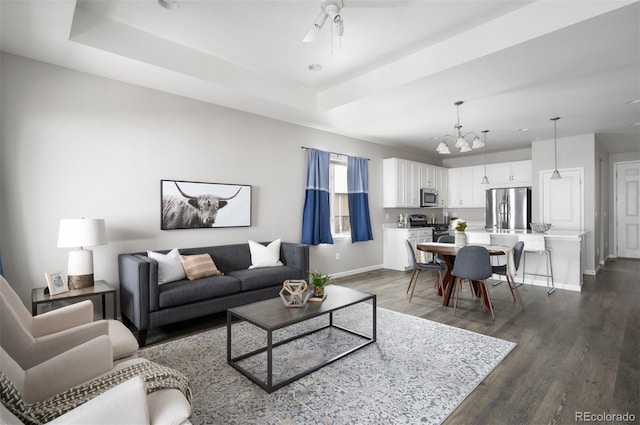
[161,180,252,230]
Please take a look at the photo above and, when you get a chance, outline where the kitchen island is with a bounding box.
[466,228,587,292]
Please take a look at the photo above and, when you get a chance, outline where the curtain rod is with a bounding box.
[300,146,370,161]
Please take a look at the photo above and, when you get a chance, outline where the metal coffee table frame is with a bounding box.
[227,285,376,393]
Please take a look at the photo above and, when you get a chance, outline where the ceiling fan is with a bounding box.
[303,0,344,43]
[303,0,399,43]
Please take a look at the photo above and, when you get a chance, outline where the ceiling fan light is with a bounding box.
[314,11,329,29]
[335,19,344,36]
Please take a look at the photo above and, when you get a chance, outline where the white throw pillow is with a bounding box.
[248,239,283,269]
[147,248,187,284]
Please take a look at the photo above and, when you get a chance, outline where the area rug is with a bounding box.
[140,304,516,424]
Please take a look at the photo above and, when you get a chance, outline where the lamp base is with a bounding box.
[68,274,94,289]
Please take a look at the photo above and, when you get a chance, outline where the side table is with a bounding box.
[31,280,117,319]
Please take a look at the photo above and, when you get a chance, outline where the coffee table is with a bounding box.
[227,285,376,393]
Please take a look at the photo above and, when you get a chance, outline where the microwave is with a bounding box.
[420,188,439,207]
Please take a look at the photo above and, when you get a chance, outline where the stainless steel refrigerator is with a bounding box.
[485,187,531,230]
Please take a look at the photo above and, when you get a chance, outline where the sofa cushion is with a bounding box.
[158,275,240,308]
[227,266,303,292]
[179,254,223,280]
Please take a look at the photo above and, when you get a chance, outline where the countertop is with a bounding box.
[467,227,587,239]
[382,224,434,231]
[383,223,587,239]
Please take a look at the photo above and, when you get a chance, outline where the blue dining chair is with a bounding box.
[435,234,455,267]
[405,240,444,303]
[451,246,495,319]
[491,241,525,309]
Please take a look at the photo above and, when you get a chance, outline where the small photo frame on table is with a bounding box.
[45,271,69,295]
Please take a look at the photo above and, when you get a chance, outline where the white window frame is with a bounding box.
[330,156,350,239]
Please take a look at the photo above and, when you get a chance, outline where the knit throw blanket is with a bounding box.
[1,361,192,425]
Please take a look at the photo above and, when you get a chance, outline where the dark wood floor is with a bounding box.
[142,258,640,425]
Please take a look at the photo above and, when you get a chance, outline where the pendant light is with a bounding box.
[550,117,562,180]
[480,130,490,185]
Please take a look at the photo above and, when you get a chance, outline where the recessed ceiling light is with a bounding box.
[518,128,529,132]
[631,122,640,126]
[308,64,322,72]
[158,0,179,10]
[531,137,541,142]
[625,99,640,104]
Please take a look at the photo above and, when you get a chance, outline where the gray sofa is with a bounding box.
[118,241,309,346]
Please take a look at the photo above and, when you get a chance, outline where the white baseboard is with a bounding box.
[330,264,384,279]
[520,276,582,292]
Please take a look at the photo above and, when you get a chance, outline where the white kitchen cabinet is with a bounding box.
[421,163,448,207]
[383,158,421,208]
[472,166,487,208]
[447,166,487,208]
[436,167,448,207]
[420,164,437,189]
[488,160,532,187]
[383,227,433,271]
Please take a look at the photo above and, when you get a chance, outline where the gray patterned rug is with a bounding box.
[140,303,516,424]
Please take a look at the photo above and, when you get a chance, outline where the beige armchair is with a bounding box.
[1,339,192,425]
[0,276,138,369]
[1,376,150,424]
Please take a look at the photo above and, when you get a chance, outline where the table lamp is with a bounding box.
[57,218,107,289]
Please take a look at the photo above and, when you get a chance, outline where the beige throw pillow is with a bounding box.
[179,254,223,280]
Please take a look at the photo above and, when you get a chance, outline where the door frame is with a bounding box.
[613,160,640,259]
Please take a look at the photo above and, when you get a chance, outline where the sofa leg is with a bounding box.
[137,330,147,347]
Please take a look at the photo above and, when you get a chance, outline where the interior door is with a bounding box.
[540,168,583,230]
[616,161,640,258]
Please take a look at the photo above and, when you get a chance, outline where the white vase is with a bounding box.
[455,231,467,247]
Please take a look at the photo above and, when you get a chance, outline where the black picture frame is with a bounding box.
[161,180,251,230]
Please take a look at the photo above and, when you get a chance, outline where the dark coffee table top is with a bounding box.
[228,285,374,331]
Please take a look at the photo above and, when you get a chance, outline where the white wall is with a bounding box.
[532,133,598,273]
[0,53,439,303]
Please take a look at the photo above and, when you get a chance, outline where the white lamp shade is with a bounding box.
[57,219,107,248]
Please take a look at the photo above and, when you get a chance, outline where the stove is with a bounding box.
[408,214,450,240]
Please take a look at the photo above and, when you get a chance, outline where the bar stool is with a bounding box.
[518,233,556,295]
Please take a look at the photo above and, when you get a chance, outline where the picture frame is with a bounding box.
[45,271,69,295]
[161,179,252,230]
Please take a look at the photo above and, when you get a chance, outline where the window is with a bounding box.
[330,157,350,238]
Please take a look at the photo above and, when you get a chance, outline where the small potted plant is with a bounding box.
[452,219,468,247]
[310,271,330,297]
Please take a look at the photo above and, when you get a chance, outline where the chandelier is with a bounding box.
[437,101,483,155]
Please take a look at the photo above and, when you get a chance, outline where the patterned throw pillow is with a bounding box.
[179,254,223,280]
[0,372,38,425]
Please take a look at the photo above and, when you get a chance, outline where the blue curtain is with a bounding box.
[347,156,373,242]
[301,149,334,245]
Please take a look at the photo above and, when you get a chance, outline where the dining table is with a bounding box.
[416,242,515,307]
